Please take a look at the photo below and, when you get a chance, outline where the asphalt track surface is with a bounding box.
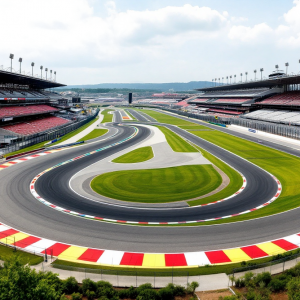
[1,109,300,253]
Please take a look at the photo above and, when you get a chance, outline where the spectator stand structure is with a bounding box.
[0,69,96,154]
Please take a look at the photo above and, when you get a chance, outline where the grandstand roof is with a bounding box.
[197,74,300,92]
[0,70,66,89]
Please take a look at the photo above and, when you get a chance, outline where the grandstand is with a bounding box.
[0,68,75,147]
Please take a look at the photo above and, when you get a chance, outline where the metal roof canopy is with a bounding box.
[0,70,66,89]
[197,74,300,92]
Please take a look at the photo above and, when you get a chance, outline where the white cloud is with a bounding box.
[228,23,273,42]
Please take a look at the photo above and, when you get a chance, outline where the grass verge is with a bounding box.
[91,165,222,203]
[0,244,43,265]
[77,129,108,142]
[50,117,99,146]
[112,146,154,163]
[3,140,50,158]
[52,249,300,276]
[124,109,136,121]
[157,126,197,152]
[187,145,243,206]
[101,109,114,123]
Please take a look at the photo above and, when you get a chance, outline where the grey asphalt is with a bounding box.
[0,109,300,253]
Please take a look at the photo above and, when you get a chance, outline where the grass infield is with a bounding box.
[112,146,154,163]
[77,129,108,142]
[157,126,198,152]
[101,109,114,123]
[91,165,222,203]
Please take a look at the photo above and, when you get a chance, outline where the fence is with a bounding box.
[51,263,190,288]
[0,109,99,155]
[232,117,300,140]
[232,251,300,278]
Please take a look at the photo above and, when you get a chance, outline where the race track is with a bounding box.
[0,109,300,255]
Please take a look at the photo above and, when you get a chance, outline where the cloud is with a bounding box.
[228,23,273,42]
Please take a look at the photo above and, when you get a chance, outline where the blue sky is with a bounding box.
[0,0,299,85]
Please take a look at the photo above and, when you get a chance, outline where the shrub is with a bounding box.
[287,277,300,299]
[137,283,153,294]
[60,295,68,300]
[63,276,78,294]
[86,290,96,300]
[158,287,174,300]
[254,272,272,287]
[186,281,199,294]
[82,278,97,295]
[136,289,158,300]
[269,278,287,292]
[118,286,137,299]
[244,272,254,286]
[71,292,82,300]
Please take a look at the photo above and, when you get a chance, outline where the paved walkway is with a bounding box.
[57,111,104,146]
[34,260,229,291]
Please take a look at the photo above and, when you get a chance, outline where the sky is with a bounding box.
[0,0,300,85]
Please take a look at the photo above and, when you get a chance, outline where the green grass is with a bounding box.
[112,146,154,163]
[178,125,211,130]
[124,109,136,121]
[187,145,243,206]
[52,249,299,276]
[0,244,43,265]
[157,126,198,152]
[91,165,222,203]
[3,140,50,158]
[50,117,99,146]
[101,109,114,123]
[137,109,198,126]
[77,129,108,142]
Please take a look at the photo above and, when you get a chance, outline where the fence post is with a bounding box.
[154,272,155,288]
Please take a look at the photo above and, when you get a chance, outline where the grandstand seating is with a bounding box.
[213,98,251,104]
[207,108,243,115]
[201,88,269,97]
[2,116,70,136]
[174,100,189,107]
[189,98,209,103]
[0,105,59,119]
[243,109,300,125]
[259,91,300,106]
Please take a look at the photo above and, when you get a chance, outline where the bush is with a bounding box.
[71,292,82,300]
[269,278,287,292]
[118,286,137,299]
[136,289,158,300]
[287,277,300,299]
[82,278,97,295]
[137,283,153,294]
[63,276,78,294]
[186,281,199,294]
[86,290,96,300]
[254,272,272,287]
[158,287,174,300]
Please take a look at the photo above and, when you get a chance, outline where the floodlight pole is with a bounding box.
[19,58,22,73]
[50,70,52,81]
[45,68,48,80]
[215,78,217,86]
[222,77,224,84]
[285,62,289,75]
[54,71,56,81]
[226,76,228,84]
[260,68,264,80]
[240,73,243,82]
[230,76,232,84]
[31,62,34,76]
[245,72,248,82]
[254,69,257,80]
[9,54,14,72]
[40,66,43,78]
[234,75,236,83]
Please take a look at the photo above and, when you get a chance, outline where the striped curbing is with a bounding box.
[1,220,300,267]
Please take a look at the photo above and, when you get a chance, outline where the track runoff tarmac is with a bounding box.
[1,109,300,266]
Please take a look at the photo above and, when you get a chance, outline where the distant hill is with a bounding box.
[55,81,213,92]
